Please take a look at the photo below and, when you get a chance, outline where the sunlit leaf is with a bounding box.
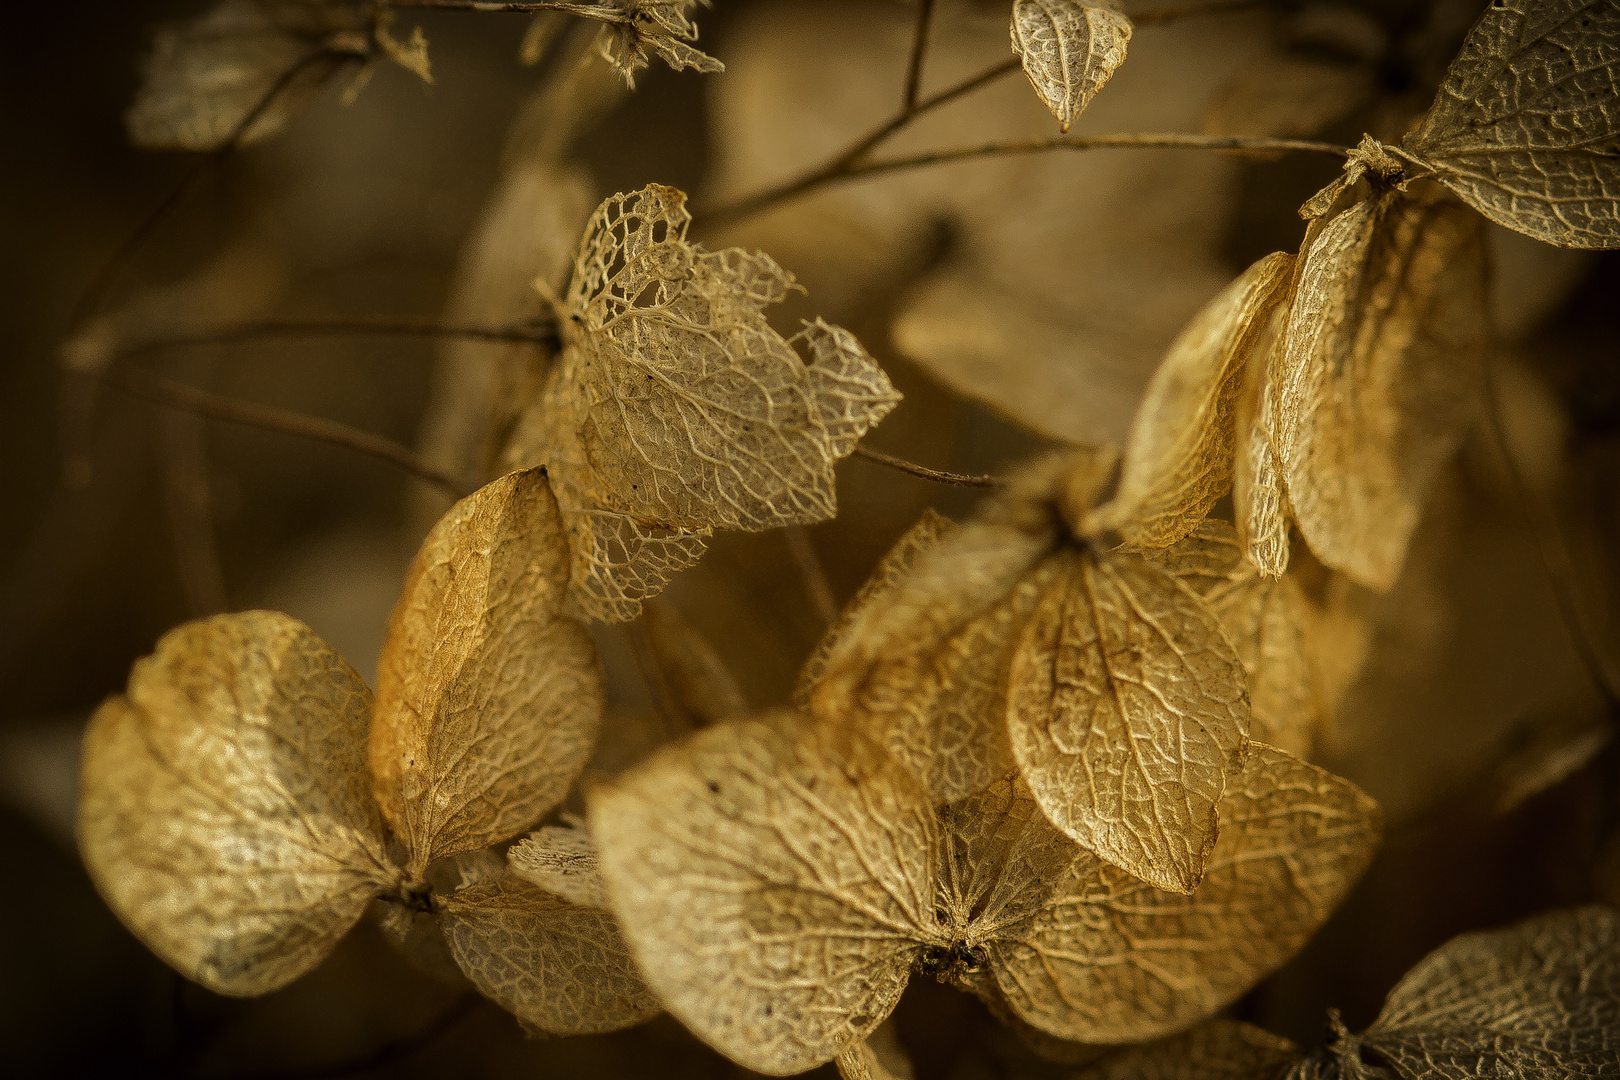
[507,817,610,910]
[78,611,397,996]
[834,1021,916,1080]
[1399,0,1620,249]
[1011,0,1133,133]
[369,468,603,876]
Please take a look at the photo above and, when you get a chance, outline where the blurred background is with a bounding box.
[3,0,1618,1075]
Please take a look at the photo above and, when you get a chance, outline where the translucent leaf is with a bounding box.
[589,714,933,1075]
[538,185,900,621]
[1071,1019,1302,1080]
[1259,187,1488,589]
[438,869,660,1036]
[991,744,1381,1043]
[834,1021,916,1080]
[370,468,603,876]
[1399,0,1620,249]
[1353,905,1620,1079]
[507,818,610,910]
[1144,521,1319,757]
[78,611,396,996]
[1011,0,1134,133]
[126,0,363,151]
[588,1,725,87]
[1006,546,1250,894]
[1084,252,1294,549]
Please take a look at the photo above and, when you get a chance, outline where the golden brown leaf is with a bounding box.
[1398,0,1620,250]
[1256,187,1488,589]
[1084,252,1293,549]
[586,0,724,87]
[1011,0,1133,133]
[1071,1019,1302,1080]
[78,611,396,996]
[1007,545,1250,894]
[834,1021,916,1080]
[438,869,661,1035]
[370,468,602,876]
[1144,521,1319,756]
[991,744,1381,1043]
[507,817,610,910]
[589,714,933,1075]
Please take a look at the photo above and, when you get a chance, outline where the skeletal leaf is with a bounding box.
[1084,252,1294,548]
[1261,187,1488,589]
[1071,1019,1302,1080]
[1011,0,1134,132]
[1399,0,1620,249]
[508,818,610,910]
[538,184,900,621]
[1145,521,1319,756]
[78,611,396,996]
[991,744,1381,1043]
[835,1021,916,1080]
[1353,905,1620,1078]
[1007,545,1250,894]
[438,869,660,1035]
[584,1,724,87]
[369,469,603,876]
[589,714,934,1075]
[633,599,748,731]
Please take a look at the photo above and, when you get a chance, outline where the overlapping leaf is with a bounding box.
[590,714,1378,1074]
[508,817,610,909]
[1398,0,1620,249]
[1011,0,1134,132]
[535,184,900,621]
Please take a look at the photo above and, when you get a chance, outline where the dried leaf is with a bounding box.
[538,184,899,620]
[1259,187,1488,589]
[126,0,366,151]
[588,1,724,86]
[1144,521,1319,757]
[634,599,749,731]
[1071,1019,1302,1080]
[991,744,1381,1043]
[78,611,396,996]
[834,1020,916,1080]
[370,469,603,876]
[589,714,933,1075]
[1007,545,1250,894]
[507,818,610,909]
[438,869,660,1035]
[376,19,433,84]
[1353,905,1620,1078]
[1399,0,1620,250]
[1084,252,1294,549]
[1011,0,1134,132]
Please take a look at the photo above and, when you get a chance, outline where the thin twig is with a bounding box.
[105,367,473,499]
[902,0,936,112]
[103,317,560,365]
[784,525,839,625]
[853,445,1004,488]
[1482,361,1620,711]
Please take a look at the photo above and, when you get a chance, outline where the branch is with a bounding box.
[902,0,936,112]
[105,367,473,499]
[852,445,1004,489]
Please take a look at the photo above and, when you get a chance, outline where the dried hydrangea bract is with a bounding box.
[1251,188,1488,589]
[78,611,397,996]
[1084,252,1294,549]
[1398,0,1620,250]
[588,0,723,85]
[507,818,610,910]
[536,184,900,621]
[369,468,602,878]
[1011,0,1134,133]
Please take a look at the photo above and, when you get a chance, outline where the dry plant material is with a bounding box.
[1070,1019,1301,1080]
[531,184,900,622]
[126,0,432,152]
[588,714,1379,1074]
[507,817,610,909]
[584,0,723,85]
[1397,0,1620,250]
[1245,187,1488,589]
[1010,0,1133,132]
[79,470,658,1034]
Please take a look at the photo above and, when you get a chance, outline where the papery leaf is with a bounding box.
[1007,546,1250,894]
[438,869,660,1035]
[589,0,724,86]
[834,1020,916,1080]
[78,611,396,996]
[1400,0,1620,249]
[1084,252,1293,548]
[1011,0,1134,133]
[1071,1019,1303,1080]
[508,818,610,909]
[1260,187,1488,589]
[992,744,1380,1042]
[370,468,602,875]
[589,714,933,1076]
[1354,905,1620,1078]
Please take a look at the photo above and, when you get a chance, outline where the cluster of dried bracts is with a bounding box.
[79,0,1620,1077]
